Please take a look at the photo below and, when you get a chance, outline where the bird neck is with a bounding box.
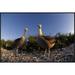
[22,36,25,40]
[38,27,43,36]
[23,32,26,37]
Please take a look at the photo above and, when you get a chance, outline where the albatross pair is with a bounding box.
[13,24,56,58]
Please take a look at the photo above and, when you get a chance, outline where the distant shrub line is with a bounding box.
[0,33,75,50]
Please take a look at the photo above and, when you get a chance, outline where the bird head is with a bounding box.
[24,27,28,32]
[22,27,28,37]
[38,24,42,29]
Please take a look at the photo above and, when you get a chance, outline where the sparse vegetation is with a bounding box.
[54,33,75,49]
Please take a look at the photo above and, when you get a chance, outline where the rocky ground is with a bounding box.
[0,44,75,62]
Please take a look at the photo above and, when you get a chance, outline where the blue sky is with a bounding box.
[1,13,74,40]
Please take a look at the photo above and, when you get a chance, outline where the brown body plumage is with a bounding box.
[37,36,55,49]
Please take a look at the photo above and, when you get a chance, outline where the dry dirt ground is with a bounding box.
[0,44,74,62]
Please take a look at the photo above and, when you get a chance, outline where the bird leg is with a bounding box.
[48,49,51,59]
[16,48,18,54]
[44,49,47,57]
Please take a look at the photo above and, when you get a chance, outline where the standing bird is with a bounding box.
[36,24,56,58]
[12,27,28,54]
